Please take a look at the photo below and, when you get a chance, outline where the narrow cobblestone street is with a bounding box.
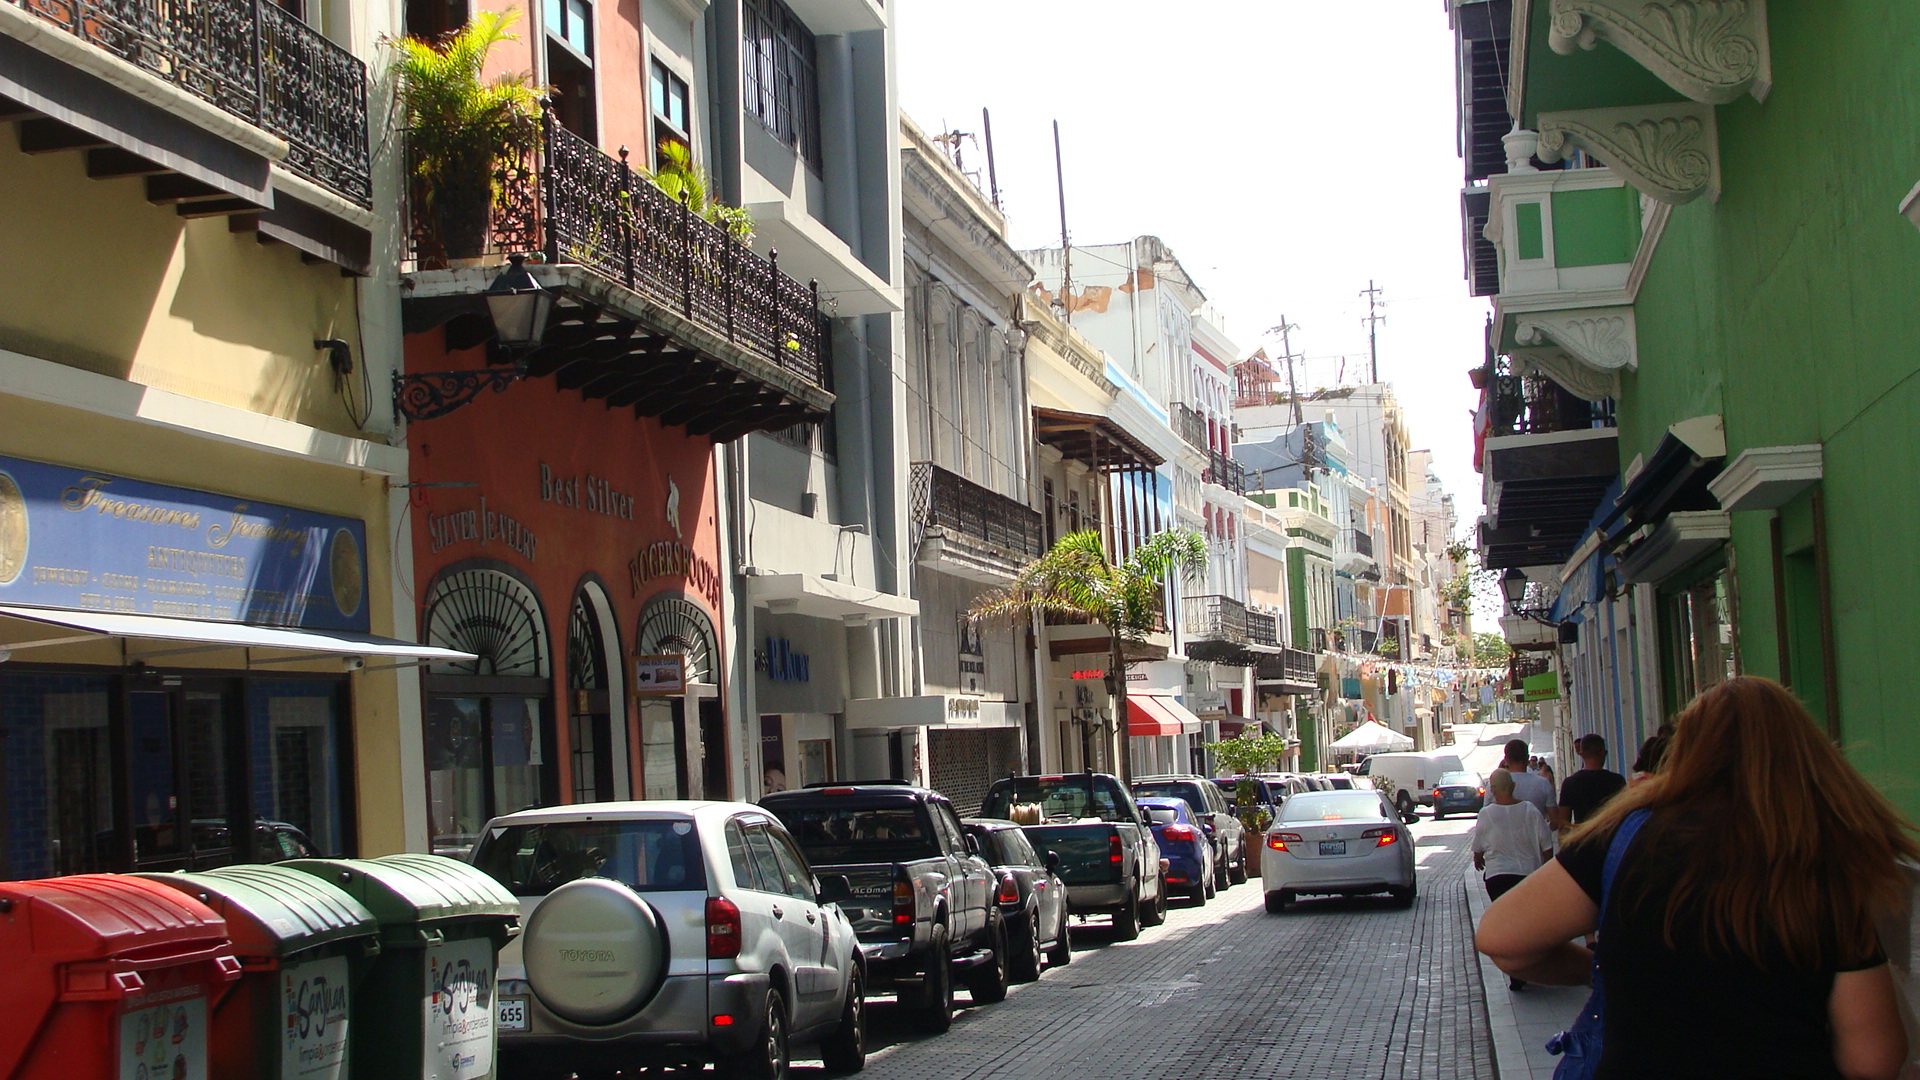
[815,818,1495,1080]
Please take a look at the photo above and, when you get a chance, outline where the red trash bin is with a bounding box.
[0,874,242,1080]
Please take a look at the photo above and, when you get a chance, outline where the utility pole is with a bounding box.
[1054,120,1072,324]
[1269,318,1304,426]
[1360,280,1385,383]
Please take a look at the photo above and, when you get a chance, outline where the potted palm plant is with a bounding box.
[391,11,545,262]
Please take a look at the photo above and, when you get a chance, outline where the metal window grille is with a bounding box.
[741,0,822,172]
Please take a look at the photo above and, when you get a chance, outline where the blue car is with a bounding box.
[1139,797,1215,906]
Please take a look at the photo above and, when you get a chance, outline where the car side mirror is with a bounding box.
[817,874,853,905]
[1044,851,1062,874]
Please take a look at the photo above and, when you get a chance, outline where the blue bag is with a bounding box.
[1544,808,1651,1080]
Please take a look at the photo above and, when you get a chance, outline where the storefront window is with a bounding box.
[249,680,347,858]
[1664,566,1739,713]
[641,699,683,799]
[426,696,489,857]
[2,675,114,879]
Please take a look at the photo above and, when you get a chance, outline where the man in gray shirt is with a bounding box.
[1483,738,1554,815]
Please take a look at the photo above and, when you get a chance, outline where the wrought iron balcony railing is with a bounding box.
[1206,450,1246,495]
[909,461,1045,563]
[1171,402,1209,453]
[415,119,828,390]
[1349,529,1374,559]
[1488,365,1616,438]
[1245,609,1278,646]
[11,0,371,205]
[1181,594,1247,644]
[1255,646,1317,686]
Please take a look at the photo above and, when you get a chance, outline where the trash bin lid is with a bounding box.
[138,866,377,960]
[283,855,519,928]
[0,875,229,962]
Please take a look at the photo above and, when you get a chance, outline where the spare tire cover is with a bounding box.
[523,878,668,1025]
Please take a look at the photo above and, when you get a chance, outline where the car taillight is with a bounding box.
[1478,788,1486,796]
[1109,834,1124,864]
[1433,789,1442,800]
[997,873,1019,905]
[894,874,914,925]
[1160,824,1197,842]
[1268,832,1302,851]
[1361,827,1398,847]
[706,897,742,959]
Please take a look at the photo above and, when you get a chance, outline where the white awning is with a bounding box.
[747,573,919,623]
[0,605,476,667]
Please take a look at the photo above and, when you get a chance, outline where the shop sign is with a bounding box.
[957,616,984,692]
[760,637,810,682]
[120,987,209,1080]
[538,464,635,520]
[427,496,538,563]
[423,938,494,1080]
[635,654,686,695]
[1070,669,1105,680]
[629,540,721,608]
[1518,671,1561,702]
[946,696,981,723]
[0,454,369,631]
[281,955,350,1080]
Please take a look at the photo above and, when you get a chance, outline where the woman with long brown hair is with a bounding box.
[1477,676,1917,1079]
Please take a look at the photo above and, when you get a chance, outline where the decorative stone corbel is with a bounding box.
[1509,306,1638,401]
[1538,103,1719,204]
[1549,0,1770,104]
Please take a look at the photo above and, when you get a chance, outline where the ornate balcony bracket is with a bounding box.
[394,364,526,422]
[1538,103,1720,205]
[1510,306,1637,401]
[1548,0,1771,105]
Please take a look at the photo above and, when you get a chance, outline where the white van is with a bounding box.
[1356,751,1467,818]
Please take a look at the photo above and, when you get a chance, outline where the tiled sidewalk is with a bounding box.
[1462,865,1585,1080]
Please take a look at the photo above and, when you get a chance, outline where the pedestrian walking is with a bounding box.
[1553,734,1626,831]
[1484,738,1554,816]
[1629,723,1673,786]
[1475,677,1915,1080]
[1473,768,1553,991]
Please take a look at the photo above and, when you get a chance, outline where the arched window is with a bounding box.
[421,566,553,855]
[567,584,623,803]
[634,594,723,800]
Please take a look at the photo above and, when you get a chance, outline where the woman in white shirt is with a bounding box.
[1473,767,1554,990]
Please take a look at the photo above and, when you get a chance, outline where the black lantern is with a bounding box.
[484,254,553,349]
[1500,569,1528,612]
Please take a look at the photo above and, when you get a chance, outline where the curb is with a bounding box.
[1464,863,1536,1080]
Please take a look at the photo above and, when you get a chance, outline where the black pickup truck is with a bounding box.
[980,773,1167,940]
[761,782,1006,1033]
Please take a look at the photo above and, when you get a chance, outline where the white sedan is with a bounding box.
[1261,789,1417,912]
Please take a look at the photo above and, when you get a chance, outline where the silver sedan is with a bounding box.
[1261,790,1417,912]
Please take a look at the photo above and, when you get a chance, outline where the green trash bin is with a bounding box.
[283,855,520,1080]
[140,865,379,1080]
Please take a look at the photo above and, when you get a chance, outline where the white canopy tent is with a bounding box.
[1328,720,1415,758]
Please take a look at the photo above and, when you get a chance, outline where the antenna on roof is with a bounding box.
[982,107,1002,211]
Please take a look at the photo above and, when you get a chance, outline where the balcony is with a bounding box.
[910,461,1044,583]
[1255,647,1317,694]
[1181,593,1255,665]
[1205,450,1246,495]
[1171,402,1208,453]
[3,0,371,266]
[399,117,833,437]
[1245,609,1278,647]
[1479,363,1619,571]
[1350,529,1374,559]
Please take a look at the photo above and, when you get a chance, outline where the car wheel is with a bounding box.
[1396,791,1416,823]
[1229,852,1249,886]
[1141,876,1167,927]
[1263,890,1287,914]
[1009,909,1042,983]
[965,910,1009,1004]
[910,927,954,1034]
[1190,877,1209,905]
[1212,848,1231,891]
[717,986,789,1080]
[1046,917,1073,967]
[1434,810,1446,821]
[1111,890,1140,940]
[1391,883,1417,908]
[819,967,866,1074]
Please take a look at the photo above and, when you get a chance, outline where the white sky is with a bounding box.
[895,0,1492,542]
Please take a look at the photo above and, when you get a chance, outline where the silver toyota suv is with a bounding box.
[471,801,867,1079]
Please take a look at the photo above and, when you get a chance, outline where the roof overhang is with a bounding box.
[743,200,902,316]
[1707,444,1822,512]
[0,605,475,668]
[746,573,918,623]
[1031,407,1166,470]
[1615,510,1731,584]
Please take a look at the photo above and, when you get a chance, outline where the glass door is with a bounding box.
[127,683,243,871]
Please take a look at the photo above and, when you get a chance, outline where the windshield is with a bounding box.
[1133,782,1201,805]
[982,776,1129,823]
[1440,772,1480,786]
[1278,792,1387,824]
[472,819,705,896]
[768,805,939,864]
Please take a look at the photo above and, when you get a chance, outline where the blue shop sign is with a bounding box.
[0,454,370,632]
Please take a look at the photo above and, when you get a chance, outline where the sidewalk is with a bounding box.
[1463,864,1586,1080]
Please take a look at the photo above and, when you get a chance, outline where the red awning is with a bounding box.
[1128,693,1202,737]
